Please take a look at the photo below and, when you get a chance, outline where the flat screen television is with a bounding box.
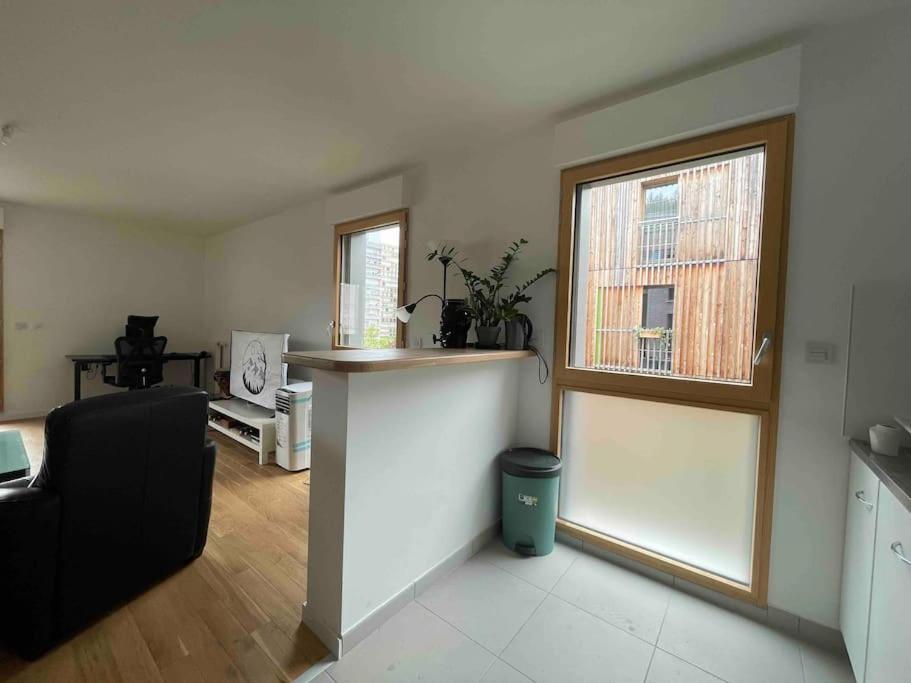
[229,330,289,411]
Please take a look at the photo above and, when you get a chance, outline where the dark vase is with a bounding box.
[475,325,501,349]
[438,299,472,348]
[504,314,533,350]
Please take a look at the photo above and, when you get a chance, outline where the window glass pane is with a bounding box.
[339,225,400,348]
[570,148,765,384]
[559,390,759,584]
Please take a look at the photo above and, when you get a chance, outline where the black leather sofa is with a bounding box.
[0,386,216,659]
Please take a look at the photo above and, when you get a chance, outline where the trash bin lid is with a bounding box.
[499,447,562,479]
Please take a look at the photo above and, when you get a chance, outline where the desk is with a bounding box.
[66,351,211,400]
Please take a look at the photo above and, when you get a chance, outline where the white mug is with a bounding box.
[870,423,902,457]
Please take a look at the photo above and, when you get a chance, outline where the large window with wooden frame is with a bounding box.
[553,117,793,604]
[332,209,407,350]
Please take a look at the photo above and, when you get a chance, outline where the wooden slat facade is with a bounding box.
[582,151,764,383]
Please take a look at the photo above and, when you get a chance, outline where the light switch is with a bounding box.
[805,341,835,364]
[13,321,28,331]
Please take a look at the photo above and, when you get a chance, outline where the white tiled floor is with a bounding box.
[323,539,855,683]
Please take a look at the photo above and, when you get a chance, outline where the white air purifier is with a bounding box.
[275,382,312,471]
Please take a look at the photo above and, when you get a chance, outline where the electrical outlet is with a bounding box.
[805,341,835,364]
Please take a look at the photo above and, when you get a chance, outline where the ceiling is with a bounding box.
[0,0,902,235]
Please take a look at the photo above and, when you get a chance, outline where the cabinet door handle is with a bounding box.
[854,490,874,510]
[891,542,911,567]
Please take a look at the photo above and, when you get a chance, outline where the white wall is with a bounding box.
[769,7,911,626]
[204,200,332,374]
[2,204,206,417]
[402,131,559,447]
[553,46,802,167]
[203,5,911,628]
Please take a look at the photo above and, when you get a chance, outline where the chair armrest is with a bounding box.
[192,439,217,559]
[0,486,61,659]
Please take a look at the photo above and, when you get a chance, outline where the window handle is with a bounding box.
[855,490,874,510]
[753,333,772,366]
[891,542,911,567]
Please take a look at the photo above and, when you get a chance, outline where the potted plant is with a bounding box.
[428,239,554,349]
[635,326,672,341]
[636,327,665,339]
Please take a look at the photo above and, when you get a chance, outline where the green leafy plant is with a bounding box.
[500,268,557,321]
[427,239,555,326]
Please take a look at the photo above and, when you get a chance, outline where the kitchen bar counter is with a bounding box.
[283,347,533,373]
[850,439,911,513]
[286,345,530,657]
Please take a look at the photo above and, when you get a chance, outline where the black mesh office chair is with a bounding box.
[125,314,159,339]
[103,336,168,390]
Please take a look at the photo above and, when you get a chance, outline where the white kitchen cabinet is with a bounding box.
[840,451,880,680]
[865,484,911,683]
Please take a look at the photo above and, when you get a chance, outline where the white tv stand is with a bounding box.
[207,398,276,465]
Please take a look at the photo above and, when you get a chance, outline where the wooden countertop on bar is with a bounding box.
[282,347,535,373]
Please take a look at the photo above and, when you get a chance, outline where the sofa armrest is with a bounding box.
[0,476,33,489]
[0,485,61,659]
[192,439,217,559]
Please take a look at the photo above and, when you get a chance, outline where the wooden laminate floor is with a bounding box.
[0,418,327,682]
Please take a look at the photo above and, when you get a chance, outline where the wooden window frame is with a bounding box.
[551,116,795,605]
[332,209,408,350]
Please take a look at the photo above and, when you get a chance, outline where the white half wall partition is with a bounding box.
[287,349,530,656]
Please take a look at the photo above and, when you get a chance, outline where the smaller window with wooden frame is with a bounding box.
[639,177,679,265]
[332,209,408,350]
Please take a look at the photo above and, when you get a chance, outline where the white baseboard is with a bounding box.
[0,409,48,423]
[557,529,845,653]
[303,519,501,662]
[341,581,415,656]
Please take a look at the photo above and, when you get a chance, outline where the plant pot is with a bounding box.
[475,325,502,349]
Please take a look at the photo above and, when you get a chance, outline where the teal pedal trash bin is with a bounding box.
[499,447,562,556]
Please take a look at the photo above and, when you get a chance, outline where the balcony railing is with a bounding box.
[590,328,674,376]
[638,333,673,375]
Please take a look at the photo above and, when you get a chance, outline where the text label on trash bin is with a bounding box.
[518,493,538,507]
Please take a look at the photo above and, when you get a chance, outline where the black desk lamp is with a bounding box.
[395,252,471,348]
